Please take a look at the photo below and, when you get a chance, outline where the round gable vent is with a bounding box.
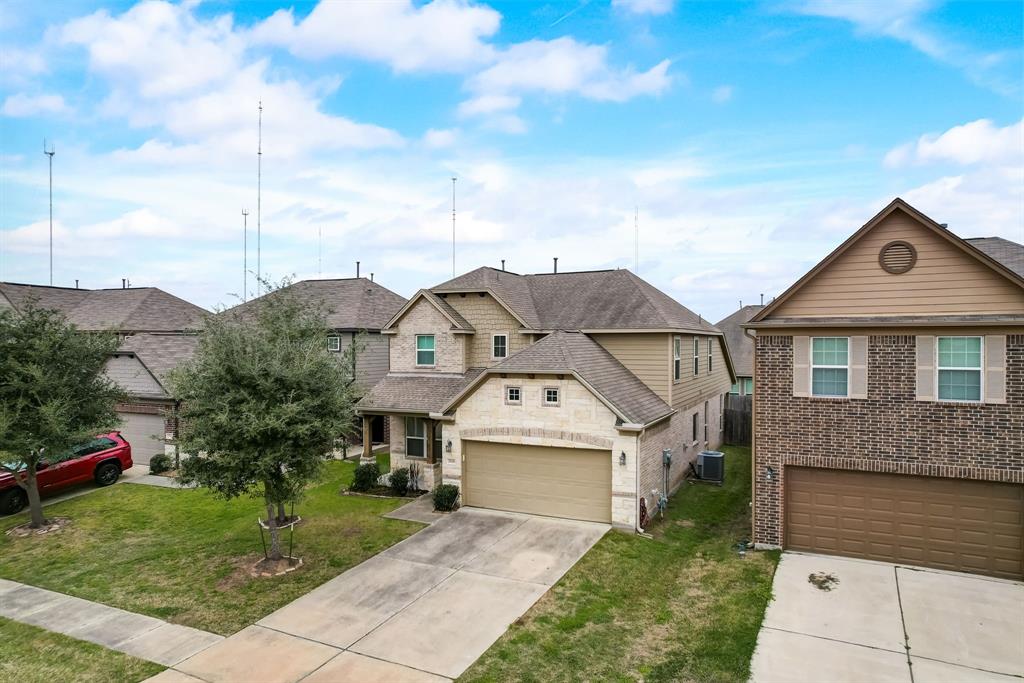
[879,240,917,274]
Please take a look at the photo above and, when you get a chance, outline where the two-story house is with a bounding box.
[357,267,735,530]
[717,304,764,395]
[746,198,1024,580]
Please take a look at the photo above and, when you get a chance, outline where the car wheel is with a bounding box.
[0,488,28,516]
[94,462,121,487]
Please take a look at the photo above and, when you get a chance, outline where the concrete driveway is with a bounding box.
[750,553,1024,683]
[158,508,607,683]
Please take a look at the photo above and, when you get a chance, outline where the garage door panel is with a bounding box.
[463,441,611,523]
[786,467,1023,580]
[117,411,166,466]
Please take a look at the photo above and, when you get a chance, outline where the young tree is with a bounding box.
[0,304,125,528]
[169,281,360,561]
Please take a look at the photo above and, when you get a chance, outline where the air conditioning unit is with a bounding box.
[697,450,724,485]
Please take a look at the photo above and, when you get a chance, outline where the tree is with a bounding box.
[0,304,125,528]
[169,281,360,561]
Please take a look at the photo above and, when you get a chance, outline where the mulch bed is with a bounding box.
[341,487,425,499]
[6,517,71,538]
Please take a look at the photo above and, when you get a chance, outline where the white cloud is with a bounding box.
[249,0,501,73]
[884,118,1023,167]
[612,0,675,16]
[422,128,459,149]
[457,93,521,117]
[900,166,1024,240]
[711,85,733,103]
[0,46,47,85]
[78,208,183,239]
[1,93,69,117]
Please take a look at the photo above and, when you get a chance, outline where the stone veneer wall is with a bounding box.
[388,299,465,374]
[442,375,640,529]
[387,416,442,489]
[440,293,531,368]
[753,333,1024,548]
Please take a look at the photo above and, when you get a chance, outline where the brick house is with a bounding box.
[357,267,735,530]
[746,198,1024,579]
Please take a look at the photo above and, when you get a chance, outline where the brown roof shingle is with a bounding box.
[716,305,763,377]
[226,278,406,331]
[966,237,1024,279]
[118,333,201,388]
[358,369,485,414]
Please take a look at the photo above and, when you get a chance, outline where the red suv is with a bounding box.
[0,432,133,516]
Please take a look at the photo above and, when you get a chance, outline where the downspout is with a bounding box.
[744,327,757,543]
[635,430,642,533]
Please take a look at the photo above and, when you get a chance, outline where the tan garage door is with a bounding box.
[786,467,1024,580]
[118,411,166,465]
[463,441,611,523]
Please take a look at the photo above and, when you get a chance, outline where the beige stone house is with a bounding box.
[746,198,1024,580]
[357,267,735,530]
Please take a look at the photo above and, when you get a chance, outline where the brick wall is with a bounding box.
[753,333,1024,547]
[388,299,465,374]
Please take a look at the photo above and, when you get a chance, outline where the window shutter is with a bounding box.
[793,336,809,397]
[984,335,1006,404]
[850,336,868,399]
[916,336,935,401]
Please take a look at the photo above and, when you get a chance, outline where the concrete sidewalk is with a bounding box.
[0,578,222,667]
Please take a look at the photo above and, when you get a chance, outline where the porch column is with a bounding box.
[361,415,374,463]
[426,420,436,464]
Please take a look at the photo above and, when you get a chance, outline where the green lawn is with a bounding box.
[0,458,419,635]
[461,446,779,683]
[0,616,164,683]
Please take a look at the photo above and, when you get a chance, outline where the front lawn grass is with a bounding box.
[461,445,779,683]
[0,458,420,635]
[0,616,164,683]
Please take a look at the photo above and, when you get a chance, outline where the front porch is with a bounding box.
[360,413,447,490]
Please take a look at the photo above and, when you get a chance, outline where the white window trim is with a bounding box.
[936,335,984,403]
[505,385,522,405]
[492,333,509,360]
[673,336,681,382]
[405,417,427,458]
[691,411,699,445]
[415,334,436,368]
[693,337,700,377]
[327,335,341,352]
[707,338,713,373]
[810,336,850,398]
[543,386,560,406]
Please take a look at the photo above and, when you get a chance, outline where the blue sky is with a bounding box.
[1,0,1021,320]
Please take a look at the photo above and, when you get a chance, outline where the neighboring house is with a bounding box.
[357,267,735,530]
[227,278,407,443]
[716,304,764,395]
[746,198,1024,580]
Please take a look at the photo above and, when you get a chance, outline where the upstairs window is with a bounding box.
[327,335,341,352]
[405,417,426,457]
[492,334,508,359]
[707,338,713,373]
[673,336,681,381]
[811,337,849,397]
[693,337,700,376]
[505,386,521,405]
[416,335,435,367]
[543,387,560,406]
[938,336,982,401]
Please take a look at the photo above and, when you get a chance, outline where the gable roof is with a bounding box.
[383,289,475,333]
[716,305,763,377]
[750,198,1024,326]
[117,333,201,389]
[429,267,719,334]
[0,282,207,332]
[357,369,485,415]
[444,330,674,426]
[226,278,406,331]
[965,237,1024,278]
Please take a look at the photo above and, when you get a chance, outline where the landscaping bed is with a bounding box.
[0,459,420,636]
[0,616,163,683]
[460,446,779,683]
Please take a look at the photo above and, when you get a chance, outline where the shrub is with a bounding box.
[433,483,459,512]
[148,453,172,474]
[350,462,380,492]
[389,467,410,497]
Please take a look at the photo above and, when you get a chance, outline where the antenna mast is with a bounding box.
[451,176,457,277]
[43,139,55,285]
[634,205,639,274]
[257,99,263,294]
[318,226,322,276]
[242,209,249,302]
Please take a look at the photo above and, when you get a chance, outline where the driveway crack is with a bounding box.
[894,566,914,683]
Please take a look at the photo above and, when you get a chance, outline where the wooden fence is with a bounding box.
[724,393,752,446]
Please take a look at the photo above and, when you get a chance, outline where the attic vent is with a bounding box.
[879,240,917,274]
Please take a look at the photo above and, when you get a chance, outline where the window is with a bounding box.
[703,400,709,442]
[742,377,754,395]
[543,387,560,406]
[416,335,435,366]
[691,412,698,442]
[719,395,724,433]
[707,338,713,373]
[434,423,443,459]
[938,336,982,401]
[492,334,508,359]
[405,417,426,457]
[693,337,700,376]
[673,336,681,381]
[811,337,849,397]
[505,386,521,405]
[729,381,739,395]
[327,335,341,352]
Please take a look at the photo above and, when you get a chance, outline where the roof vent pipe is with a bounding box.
[939,223,949,229]
[501,259,505,271]
[760,293,764,305]
[370,273,374,282]
[75,279,79,289]
[553,257,558,274]
[356,261,360,278]
[122,278,126,289]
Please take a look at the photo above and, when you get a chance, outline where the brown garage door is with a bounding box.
[463,441,611,523]
[786,467,1024,580]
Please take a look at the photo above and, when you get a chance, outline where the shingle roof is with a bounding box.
[716,305,763,377]
[421,291,474,330]
[965,237,1024,279]
[0,282,207,332]
[481,331,673,424]
[430,267,717,333]
[118,333,201,388]
[357,369,485,414]
[226,278,406,331]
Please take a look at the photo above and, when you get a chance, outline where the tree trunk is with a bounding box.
[276,500,287,524]
[263,485,282,560]
[24,466,46,529]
